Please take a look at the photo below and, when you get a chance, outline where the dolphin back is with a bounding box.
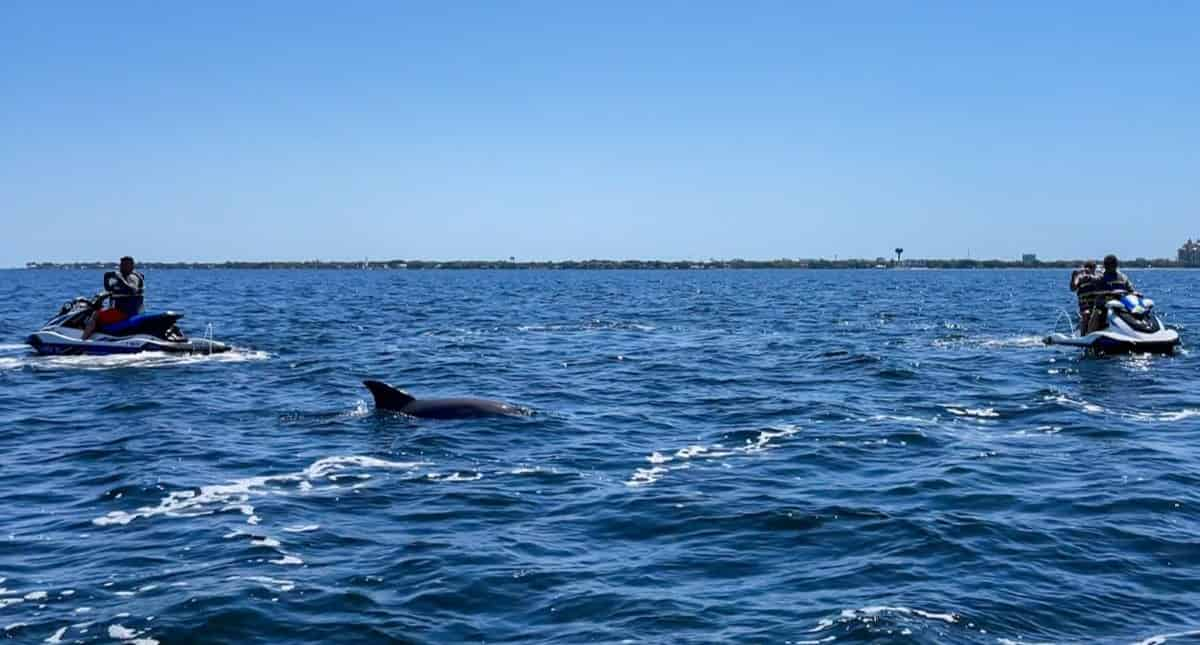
[363,380,417,411]
[404,398,522,419]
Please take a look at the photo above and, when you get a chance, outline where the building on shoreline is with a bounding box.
[1180,239,1200,267]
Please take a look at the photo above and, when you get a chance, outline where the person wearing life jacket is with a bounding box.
[1070,260,1098,292]
[1085,254,1135,334]
[82,256,146,340]
[1070,260,1099,335]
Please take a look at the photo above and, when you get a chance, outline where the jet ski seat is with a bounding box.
[100,312,184,338]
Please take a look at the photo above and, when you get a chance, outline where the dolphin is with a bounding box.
[363,380,526,419]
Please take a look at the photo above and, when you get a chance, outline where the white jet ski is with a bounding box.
[26,293,230,356]
[1045,291,1180,355]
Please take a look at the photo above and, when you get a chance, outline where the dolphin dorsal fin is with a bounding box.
[363,380,416,411]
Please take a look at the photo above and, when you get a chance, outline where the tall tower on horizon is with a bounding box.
[1179,239,1200,266]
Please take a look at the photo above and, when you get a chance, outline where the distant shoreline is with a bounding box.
[21,258,1196,270]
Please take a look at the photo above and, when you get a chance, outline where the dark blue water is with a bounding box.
[1,268,1198,644]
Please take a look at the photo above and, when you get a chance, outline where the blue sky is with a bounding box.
[2,2,1197,266]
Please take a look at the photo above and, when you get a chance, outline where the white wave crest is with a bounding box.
[839,606,958,624]
[426,471,483,482]
[107,624,158,645]
[1134,628,1200,645]
[93,455,427,527]
[945,406,1000,418]
[627,425,800,487]
[1048,394,1107,415]
[1125,409,1200,423]
[230,575,295,593]
[1049,394,1198,423]
[799,605,960,641]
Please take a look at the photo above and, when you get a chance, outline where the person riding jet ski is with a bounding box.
[1084,254,1135,334]
[82,256,145,340]
[1069,260,1099,335]
[1047,254,1178,354]
[1070,260,1098,292]
[27,255,230,355]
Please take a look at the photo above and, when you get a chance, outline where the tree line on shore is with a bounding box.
[23,257,1190,270]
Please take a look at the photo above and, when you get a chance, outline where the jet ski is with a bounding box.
[26,293,230,356]
[1045,291,1180,355]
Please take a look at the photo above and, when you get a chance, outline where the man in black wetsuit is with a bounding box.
[1085,254,1135,334]
[82,256,146,340]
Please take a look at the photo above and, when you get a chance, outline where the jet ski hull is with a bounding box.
[1044,329,1180,355]
[26,330,230,356]
[1047,292,1181,355]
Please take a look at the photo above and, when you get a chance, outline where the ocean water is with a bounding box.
[0,268,1197,644]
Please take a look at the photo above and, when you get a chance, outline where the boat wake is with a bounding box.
[0,347,269,371]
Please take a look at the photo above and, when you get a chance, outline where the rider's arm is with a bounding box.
[104,272,127,296]
[104,271,142,296]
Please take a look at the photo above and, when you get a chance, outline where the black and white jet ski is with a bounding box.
[1045,291,1180,355]
[26,293,230,356]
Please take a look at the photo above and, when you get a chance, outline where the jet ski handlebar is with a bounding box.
[84,292,111,308]
[59,292,111,315]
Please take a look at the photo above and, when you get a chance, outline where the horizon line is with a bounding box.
[14,255,1193,268]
